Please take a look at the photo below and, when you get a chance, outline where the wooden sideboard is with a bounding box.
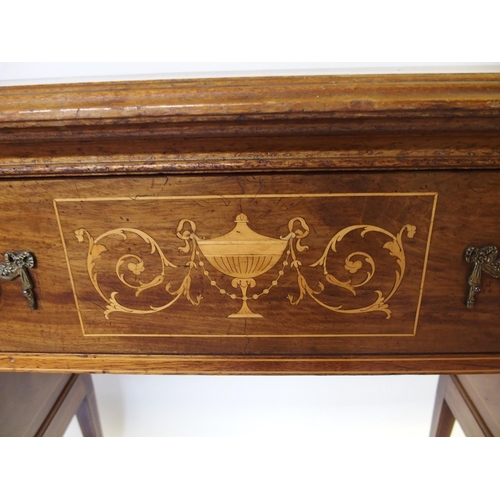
[1,73,500,374]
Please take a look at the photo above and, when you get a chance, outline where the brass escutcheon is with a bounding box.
[0,251,37,310]
[465,245,500,309]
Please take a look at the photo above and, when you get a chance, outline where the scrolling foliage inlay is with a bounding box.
[75,214,415,320]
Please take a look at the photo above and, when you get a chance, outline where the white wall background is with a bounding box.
[1,62,499,86]
[1,62,485,437]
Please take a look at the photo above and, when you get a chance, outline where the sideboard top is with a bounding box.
[1,73,500,177]
[2,73,500,127]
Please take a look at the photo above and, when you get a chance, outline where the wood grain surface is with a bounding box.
[1,74,500,374]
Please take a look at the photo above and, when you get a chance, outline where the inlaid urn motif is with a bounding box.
[74,207,416,321]
[197,214,289,317]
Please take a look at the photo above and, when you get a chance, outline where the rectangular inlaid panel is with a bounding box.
[55,193,437,338]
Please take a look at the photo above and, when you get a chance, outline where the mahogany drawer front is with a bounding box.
[1,170,499,373]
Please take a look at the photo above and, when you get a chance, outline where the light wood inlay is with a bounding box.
[54,192,436,338]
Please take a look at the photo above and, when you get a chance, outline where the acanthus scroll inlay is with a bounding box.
[75,214,415,320]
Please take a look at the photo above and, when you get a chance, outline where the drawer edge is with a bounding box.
[1,353,500,375]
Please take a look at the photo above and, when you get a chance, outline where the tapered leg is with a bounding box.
[76,374,103,437]
[430,376,455,437]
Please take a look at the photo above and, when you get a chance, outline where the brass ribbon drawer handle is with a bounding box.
[0,251,37,310]
[465,245,500,309]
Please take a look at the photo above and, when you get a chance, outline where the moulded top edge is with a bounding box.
[1,73,500,125]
